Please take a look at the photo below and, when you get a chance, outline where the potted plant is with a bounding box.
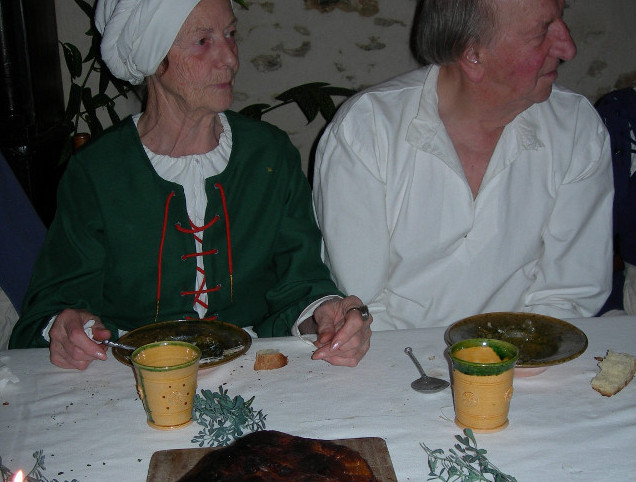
[58,0,144,164]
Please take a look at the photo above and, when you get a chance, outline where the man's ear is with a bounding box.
[459,45,484,82]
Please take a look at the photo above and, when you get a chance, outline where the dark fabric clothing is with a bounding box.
[596,88,636,313]
[10,112,340,348]
[0,151,46,312]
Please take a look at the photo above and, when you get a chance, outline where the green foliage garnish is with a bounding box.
[421,429,517,482]
[0,450,78,482]
[191,386,267,447]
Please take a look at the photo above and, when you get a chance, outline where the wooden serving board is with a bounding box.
[146,436,398,482]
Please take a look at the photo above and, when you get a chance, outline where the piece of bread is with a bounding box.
[177,430,377,481]
[254,349,288,370]
[591,350,636,397]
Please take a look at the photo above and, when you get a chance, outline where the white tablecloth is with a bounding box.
[1,316,635,481]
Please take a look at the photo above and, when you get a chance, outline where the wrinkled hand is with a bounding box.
[309,295,372,367]
[49,308,111,370]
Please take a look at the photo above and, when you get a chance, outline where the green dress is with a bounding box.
[10,111,340,348]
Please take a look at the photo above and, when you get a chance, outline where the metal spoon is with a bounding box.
[404,347,450,393]
[100,339,136,351]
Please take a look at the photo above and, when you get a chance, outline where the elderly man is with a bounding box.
[10,0,372,368]
[314,0,613,330]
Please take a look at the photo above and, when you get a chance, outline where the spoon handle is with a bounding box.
[101,340,136,351]
[404,347,428,377]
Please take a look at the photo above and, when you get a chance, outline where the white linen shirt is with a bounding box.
[314,66,613,330]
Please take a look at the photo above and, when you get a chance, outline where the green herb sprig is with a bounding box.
[421,429,517,482]
[0,450,78,482]
[191,386,267,447]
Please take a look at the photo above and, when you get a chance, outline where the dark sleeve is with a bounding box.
[0,152,46,312]
[252,139,342,337]
[596,88,636,265]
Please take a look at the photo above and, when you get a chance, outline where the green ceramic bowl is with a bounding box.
[450,338,519,376]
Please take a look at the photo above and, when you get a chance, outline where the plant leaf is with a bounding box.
[316,94,337,122]
[89,93,112,109]
[421,430,518,482]
[61,42,83,79]
[274,82,354,123]
[85,32,101,63]
[65,83,82,122]
[319,86,357,97]
[98,68,111,95]
[109,75,133,98]
[191,386,267,448]
[83,112,104,136]
[464,428,477,446]
[106,104,121,125]
[81,87,104,135]
[73,0,94,19]
[239,103,271,120]
[275,82,327,102]
[275,83,324,123]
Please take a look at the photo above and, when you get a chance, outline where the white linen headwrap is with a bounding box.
[95,0,202,85]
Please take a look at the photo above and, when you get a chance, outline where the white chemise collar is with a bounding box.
[133,112,232,225]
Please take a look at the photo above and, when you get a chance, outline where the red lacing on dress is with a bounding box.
[176,217,222,309]
[214,183,234,300]
[155,191,176,322]
[155,184,234,322]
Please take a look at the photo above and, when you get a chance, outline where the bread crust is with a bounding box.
[176,430,377,481]
[254,349,288,370]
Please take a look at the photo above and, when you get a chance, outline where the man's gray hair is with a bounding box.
[410,0,498,66]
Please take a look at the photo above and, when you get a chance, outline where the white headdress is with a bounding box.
[95,0,203,85]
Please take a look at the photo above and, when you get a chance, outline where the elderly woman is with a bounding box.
[314,0,613,330]
[9,0,372,368]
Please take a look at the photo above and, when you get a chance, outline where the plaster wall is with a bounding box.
[54,0,636,173]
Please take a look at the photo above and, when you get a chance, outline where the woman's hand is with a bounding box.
[49,308,111,370]
[307,296,372,367]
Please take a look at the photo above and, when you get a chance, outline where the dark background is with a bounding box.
[1,0,67,227]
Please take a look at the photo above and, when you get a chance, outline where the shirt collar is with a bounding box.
[406,65,545,159]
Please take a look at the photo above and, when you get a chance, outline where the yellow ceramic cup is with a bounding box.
[132,341,201,430]
[449,338,519,433]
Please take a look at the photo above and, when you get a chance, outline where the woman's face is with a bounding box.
[156,0,239,115]
[478,0,576,113]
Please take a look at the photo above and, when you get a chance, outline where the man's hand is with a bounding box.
[305,295,372,367]
[49,308,111,370]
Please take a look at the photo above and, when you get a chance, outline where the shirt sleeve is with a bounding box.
[523,116,614,318]
[313,102,392,326]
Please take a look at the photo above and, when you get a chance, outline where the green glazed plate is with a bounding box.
[112,319,251,369]
[444,312,588,368]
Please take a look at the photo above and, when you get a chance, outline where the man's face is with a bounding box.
[479,0,576,112]
[156,0,239,115]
